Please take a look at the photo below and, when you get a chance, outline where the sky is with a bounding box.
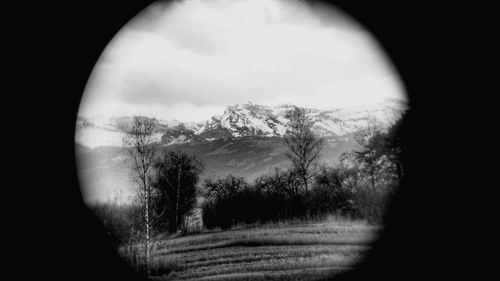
[78,0,407,123]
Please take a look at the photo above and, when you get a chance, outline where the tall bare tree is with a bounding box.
[122,116,158,269]
[342,118,397,191]
[349,115,406,189]
[284,107,324,193]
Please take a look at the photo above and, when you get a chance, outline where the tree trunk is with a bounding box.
[144,176,150,271]
[175,165,182,232]
[370,171,376,191]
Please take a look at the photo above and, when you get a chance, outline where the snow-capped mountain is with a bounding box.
[75,98,406,149]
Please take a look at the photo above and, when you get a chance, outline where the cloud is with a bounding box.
[78,0,406,121]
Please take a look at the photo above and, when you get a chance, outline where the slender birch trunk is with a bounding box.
[123,117,157,273]
[145,176,150,268]
[175,165,181,231]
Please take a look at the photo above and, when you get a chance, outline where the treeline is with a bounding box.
[201,160,396,229]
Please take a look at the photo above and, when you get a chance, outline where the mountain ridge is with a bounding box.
[76,99,406,149]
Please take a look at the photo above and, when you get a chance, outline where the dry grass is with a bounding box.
[121,216,379,281]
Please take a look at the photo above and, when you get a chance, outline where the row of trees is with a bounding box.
[200,164,397,229]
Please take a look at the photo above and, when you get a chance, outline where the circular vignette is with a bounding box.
[74,0,410,279]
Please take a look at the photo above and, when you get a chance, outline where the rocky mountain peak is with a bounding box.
[75,100,406,148]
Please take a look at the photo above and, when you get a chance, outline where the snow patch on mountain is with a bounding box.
[163,134,192,146]
[75,99,406,149]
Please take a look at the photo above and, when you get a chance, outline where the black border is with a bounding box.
[38,0,445,280]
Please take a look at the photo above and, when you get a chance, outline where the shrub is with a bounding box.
[309,166,358,217]
[200,168,397,229]
[352,181,397,223]
[254,168,306,221]
[201,171,313,229]
[201,175,255,229]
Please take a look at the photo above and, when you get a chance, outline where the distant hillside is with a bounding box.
[76,135,358,204]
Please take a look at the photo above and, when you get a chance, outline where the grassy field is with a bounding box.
[122,217,380,281]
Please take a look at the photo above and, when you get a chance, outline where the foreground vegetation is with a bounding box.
[120,216,378,281]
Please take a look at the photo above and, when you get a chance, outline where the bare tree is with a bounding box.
[122,116,159,269]
[202,174,248,201]
[284,107,324,193]
[349,119,388,190]
[254,167,302,198]
[349,115,406,190]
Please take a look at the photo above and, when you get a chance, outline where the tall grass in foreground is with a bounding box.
[119,215,377,279]
[213,213,376,233]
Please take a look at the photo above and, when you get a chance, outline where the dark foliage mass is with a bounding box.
[151,150,203,233]
[201,175,254,229]
[200,169,358,229]
[309,166,358,216]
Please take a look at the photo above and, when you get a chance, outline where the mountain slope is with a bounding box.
[75,99,405,149]
[76,135,357,204]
